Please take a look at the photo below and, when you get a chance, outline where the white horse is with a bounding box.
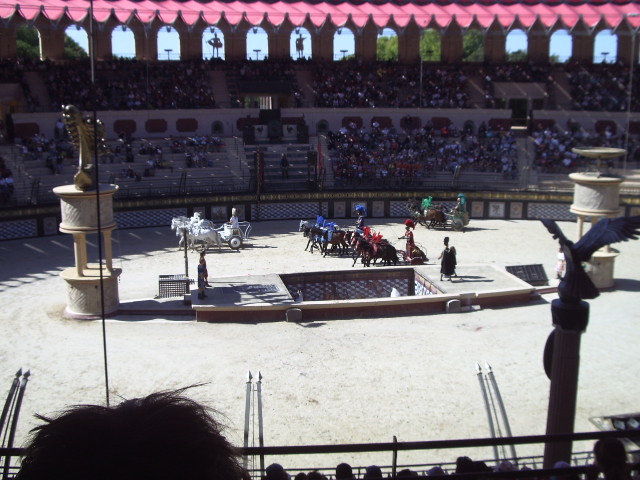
[171,214,222,250]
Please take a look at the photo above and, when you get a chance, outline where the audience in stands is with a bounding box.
[565,62,636,112]
[0,157,15,203]
[327,120,517,186]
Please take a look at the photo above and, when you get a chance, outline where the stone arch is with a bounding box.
[111,25,135,58]
[246,25,268,60]
[462,28,484,62]
[377,27,398,61]
[421,28,441,61]
[203,26,224,60]
[157,25,180,60]
[291,27,311,60]
[506,28,527,61]
[550,29,571,63]
[594,29,617,63]
[333,26,355,60]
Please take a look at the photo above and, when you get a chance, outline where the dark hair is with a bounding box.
[336,463,354,480]
[594,438,629,480]
[17,390,246,480]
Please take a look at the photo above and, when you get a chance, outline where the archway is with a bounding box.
[290,27,311,60]
[246,26,268,60]
[333,27,355,60]
[506,29,527,61]
[549,29,571,63]
[64,25,89,59]
[16,25,42,60]
[420,28,441,61]
[377,27,398,61]
[203,27,224,60]
[157,26,180,60]
[594,29,617,63]
[462,29,484,62]
[111,25,135,58]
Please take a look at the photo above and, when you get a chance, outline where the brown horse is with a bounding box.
[321,229,350,257]
[406,199,446,229]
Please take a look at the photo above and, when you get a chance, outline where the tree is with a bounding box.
[377,35,398,61]
[64,35,88,59]
[420,29,441,61]
[506,49,527,62]
[16,25,40,60]
[463,30,484,62]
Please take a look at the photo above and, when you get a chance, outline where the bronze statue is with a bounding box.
[62,105,107,191]
[541,216,640,302]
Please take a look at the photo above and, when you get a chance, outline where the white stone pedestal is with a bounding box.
[585,250,618,290]
[53,184,120,318]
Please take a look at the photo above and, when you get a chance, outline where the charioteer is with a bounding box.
[355,204,366,234]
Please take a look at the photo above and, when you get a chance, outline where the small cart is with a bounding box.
[216,221,251,250]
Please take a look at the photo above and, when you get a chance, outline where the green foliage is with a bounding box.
[462,30,484,62]
[376,35,398,61]
[506,49,527,62]
[16,25,40,60]
[64,35,88,59]
[420,29,441,61]
[549,54,562,63]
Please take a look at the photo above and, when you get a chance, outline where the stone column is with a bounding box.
[0,24,18,59]
[268,25,293,59]
[38,24,66,60]
[225,28,248,61]
[178,22,204,60]
[93,25,113,60]
[441,23,463,64]
[398,23,420,64]
[528,26,549,63]
[484,24,506,63]
[543,298,589,468]
[572,27,594,63]
[311,25,335,61]
[357,23,378,62]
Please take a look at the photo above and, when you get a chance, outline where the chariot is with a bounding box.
[215,221,252,250]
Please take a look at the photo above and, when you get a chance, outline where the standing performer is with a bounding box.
[197,256,207,299]
[355,204,366,234]
[229,208,239,230]
[439,236,457,281]
[199,251,210,287]
[402,219,416,257]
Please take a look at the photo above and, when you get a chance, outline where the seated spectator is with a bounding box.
[363,466,383,480]
[587,438,631,480]
[16,389,248,480]
[265,463,290,480]
[336,463,355,480]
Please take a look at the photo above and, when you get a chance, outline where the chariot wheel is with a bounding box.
[228,235,243,250]
[451,217,464,231]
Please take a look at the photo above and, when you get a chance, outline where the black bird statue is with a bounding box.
[541,216,640,303]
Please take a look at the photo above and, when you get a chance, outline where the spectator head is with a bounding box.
[363,466,383,480]
[16,389,246,480]
[594,438,628,479]
[427,467,446,476]
[307,470,327,480]
[265,463,288,480]
[294,473,308,480]
[336,463,354,480]
[397,469,418,479]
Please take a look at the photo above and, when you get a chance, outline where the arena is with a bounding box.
[1,216,640,471]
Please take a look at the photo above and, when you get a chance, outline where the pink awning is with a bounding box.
[2,0,639,33]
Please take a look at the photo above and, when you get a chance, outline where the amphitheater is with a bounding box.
[2,0,640,476]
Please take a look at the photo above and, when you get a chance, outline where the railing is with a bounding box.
[2,431,638,480]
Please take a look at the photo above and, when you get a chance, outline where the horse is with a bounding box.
[187,225,222,250]
[372,241,399,266]
[350,232,374,267]
[321,229,350,257]
[406,199,447,229]
[298,220,325,253]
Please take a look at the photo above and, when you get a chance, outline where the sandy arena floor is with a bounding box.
[1,218,639,469]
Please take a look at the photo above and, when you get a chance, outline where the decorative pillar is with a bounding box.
[268,25,293,59]
[484,23,506,63]
[178,22,204,60]
[357,22,378,62]
[528,25,549,63]
[569,147,625,289]
[311,25,334,61]
[38,24,66,60]
[53,185,121,318]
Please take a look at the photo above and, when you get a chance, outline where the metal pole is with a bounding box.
[257,372,265,476]
[624,23,636,171]
[183,228,188,278]
[243,371,253,469]
[486,363,518,465]
[2,371,29,480]
[419,60,423,108]
[476,363,500,462]
[392,435,398,479]
[0,369,21,435]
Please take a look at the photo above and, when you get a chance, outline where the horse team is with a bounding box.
[298,220,399,267]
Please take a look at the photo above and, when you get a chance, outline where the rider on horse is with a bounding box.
[355,204,366,234]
